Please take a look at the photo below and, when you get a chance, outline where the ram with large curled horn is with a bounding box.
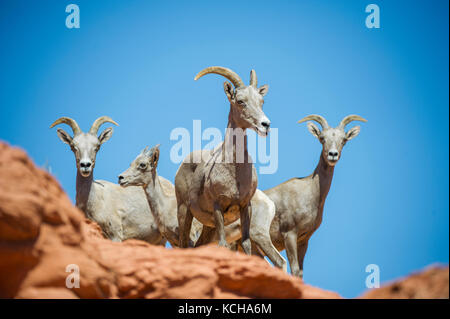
[175,66,272,256]
[50,116,166,245]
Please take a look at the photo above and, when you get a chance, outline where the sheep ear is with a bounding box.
[223,81,235,102]
[150,145,160,167]
[56,128,73,145]
[307,122,321,140]
[99,127,114,144]
[345,126,361,141]
[258,84,269,97]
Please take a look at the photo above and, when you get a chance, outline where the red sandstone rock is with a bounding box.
[0,142,341,299]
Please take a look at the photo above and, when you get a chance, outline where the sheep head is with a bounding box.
[118,144,160,187]
[195,66,271,137]
[298,114,367,166]
[50,116,118,177]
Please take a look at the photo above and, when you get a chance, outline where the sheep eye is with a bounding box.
[139,163,147,169]
[237,100,246,106]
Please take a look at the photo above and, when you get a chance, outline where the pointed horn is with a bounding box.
[50,117,82,135]
[339,115,367,129]
[250,69,257,87]
[194,66,244,88]
[298,114,329,129]
[89,116,119,135]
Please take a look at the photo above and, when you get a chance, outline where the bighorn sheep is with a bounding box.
[118,145,203,247]
[118,144,250,247]
[175,66,271,254]
[50,116,165,244]
[263,114,367,278]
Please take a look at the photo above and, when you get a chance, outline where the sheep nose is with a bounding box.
[261,121,270,130]
[80,161,91,168]
[328,151,339,157]
[118,175,124,181]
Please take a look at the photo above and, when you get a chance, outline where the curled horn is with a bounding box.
[250,69,257,87]
[298,114,330,129]
[50,117,82,136]
[339,115,367,129]
[89,116,119,135]
[194,66,244,88]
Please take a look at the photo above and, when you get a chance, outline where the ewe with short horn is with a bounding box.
[263,114,367,278]
[50,116,165,245]
[118,144,203,248]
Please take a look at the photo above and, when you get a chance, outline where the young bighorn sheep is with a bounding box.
[118,145,202,247]
[50,116,165,244]
[175,66,271,254]
[119,144,254,248]
[263,114,367,278]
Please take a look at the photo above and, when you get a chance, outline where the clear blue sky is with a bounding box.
[0,0,448,298]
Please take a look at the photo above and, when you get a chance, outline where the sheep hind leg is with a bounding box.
[251,240,264,257]
[213,203,230,249]
[239,205,252,255]
[233,239,258,256]
[297,240,309,279]
[283,230,301,277]
[252,233,287,272]
[178,204,193,248]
